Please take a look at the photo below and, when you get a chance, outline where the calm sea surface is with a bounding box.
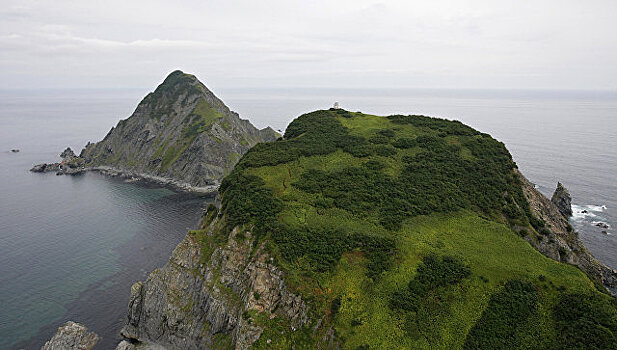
[0,87,616,349]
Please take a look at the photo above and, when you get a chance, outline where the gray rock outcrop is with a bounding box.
[60,147,76,159]
[550,182,573,218]
[41,321,99,350]
[79,70,277,188]
[518,171,617,294]
[30,163,60,173]
[118,207,309,349]
[30,147,84,175]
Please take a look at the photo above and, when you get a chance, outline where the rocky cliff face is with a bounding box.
[79,71,277,188]
[551,182,573,218]
[119,205,310,349]
[518,171,617,294]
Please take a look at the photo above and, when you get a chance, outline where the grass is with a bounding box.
[307,212,593,349]
[211,109,617,348]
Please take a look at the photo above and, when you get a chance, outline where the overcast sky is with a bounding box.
[1,0,616,90]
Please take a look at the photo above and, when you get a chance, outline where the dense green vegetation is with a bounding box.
[390,255,471,312]
[208,109,617,348]
[553,292,617,349]
[463,280,539,349]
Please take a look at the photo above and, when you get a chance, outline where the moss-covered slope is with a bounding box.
[215,109,617,349]
[80,70,277,187]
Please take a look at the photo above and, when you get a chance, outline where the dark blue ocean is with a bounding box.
[0,87,616,349]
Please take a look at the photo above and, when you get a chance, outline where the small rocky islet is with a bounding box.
[30,147,84,175]
[30,70,277,191]
[38,71,617,349]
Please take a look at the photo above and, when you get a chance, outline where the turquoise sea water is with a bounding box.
[0,87,615,349]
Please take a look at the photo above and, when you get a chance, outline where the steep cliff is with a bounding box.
[118,110,617,349]
[79,70,277,188]
[119,205,311,349]
[519,174,617,293]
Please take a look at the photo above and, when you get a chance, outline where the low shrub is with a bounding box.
[463,280,538,349]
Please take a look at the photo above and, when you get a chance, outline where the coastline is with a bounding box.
[86,166,218,195]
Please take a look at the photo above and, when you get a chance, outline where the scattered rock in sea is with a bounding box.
[551,182,573,218]
[602,230,608,235]
[596,222,610,229]
[41,321,99,350]
[581,210,588,214]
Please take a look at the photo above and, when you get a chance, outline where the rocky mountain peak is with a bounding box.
[77,70,277,188]
[140,70,231,118]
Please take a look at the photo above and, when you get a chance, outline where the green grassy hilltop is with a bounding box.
[210,109,617,349]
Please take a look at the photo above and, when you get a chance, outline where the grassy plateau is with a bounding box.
[209,109,617,349]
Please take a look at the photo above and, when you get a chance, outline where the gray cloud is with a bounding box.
[1,0,616,90]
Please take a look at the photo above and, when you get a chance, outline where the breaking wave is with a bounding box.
[571,204,607,221]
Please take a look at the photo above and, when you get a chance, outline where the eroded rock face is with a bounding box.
[551,182,573,218]
[41,321,99,350]
[119,213,308,349]
[518,171,617,295]
[79,71,277,188]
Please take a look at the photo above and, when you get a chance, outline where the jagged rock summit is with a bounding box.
[79,70,277,188]
[60,147,76,159]
[551,181,573,217]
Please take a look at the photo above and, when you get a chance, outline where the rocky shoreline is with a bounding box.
[29,148,219,195]
[89,166,218,194]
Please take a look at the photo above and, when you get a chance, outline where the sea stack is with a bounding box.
[551,182,573,218]
[41,321,99,350]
